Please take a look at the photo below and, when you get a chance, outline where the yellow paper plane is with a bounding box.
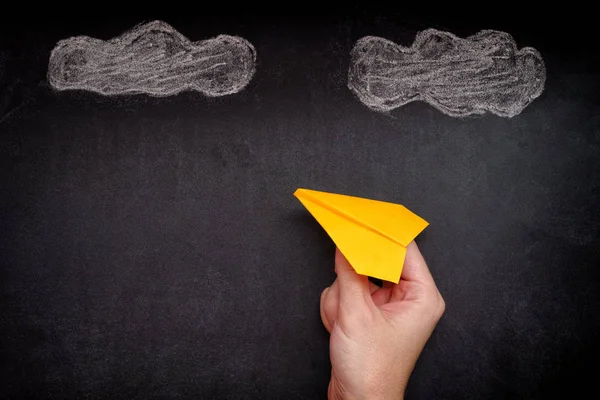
[294,188,428,283]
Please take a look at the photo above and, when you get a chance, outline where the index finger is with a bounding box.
[400,241,436,287]
[334,248,374,314]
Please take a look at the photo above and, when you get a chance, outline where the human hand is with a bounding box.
[320,241,445,400]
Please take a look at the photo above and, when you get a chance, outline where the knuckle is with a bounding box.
[321,292,337,316]
[323,299,336,320]
[320,288,329,306]
[423,289,445,320]
[436,293,446,318]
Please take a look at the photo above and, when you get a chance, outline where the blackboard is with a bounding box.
[1,13,599,399]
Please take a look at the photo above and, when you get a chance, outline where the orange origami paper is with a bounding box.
[294,188,428,283]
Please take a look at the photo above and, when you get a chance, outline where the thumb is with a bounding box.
[334,248,373,315]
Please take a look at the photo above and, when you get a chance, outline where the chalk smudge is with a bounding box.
[348,29,545,117]
[48,20,256,97]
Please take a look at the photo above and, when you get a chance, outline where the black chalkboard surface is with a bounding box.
[1,13,599,399]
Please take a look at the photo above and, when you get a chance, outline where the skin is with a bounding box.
[320,241,445,400]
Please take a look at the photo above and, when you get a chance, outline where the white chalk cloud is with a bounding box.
[48,20,256,97]
[348,29,545,117]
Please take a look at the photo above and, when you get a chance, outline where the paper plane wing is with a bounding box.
[294,188,428,283]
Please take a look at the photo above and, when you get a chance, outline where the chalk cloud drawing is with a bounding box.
[348,29,545,117]
[48,20,256,97]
